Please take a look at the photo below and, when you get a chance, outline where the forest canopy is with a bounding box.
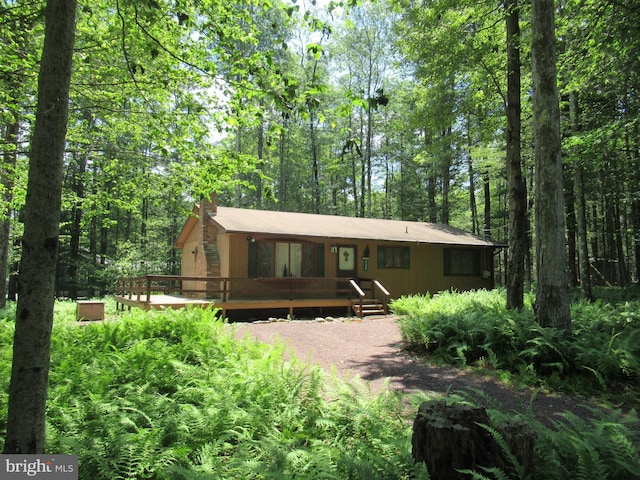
[1,0,638,298]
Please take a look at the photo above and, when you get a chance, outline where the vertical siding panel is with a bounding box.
[183,234,493,300]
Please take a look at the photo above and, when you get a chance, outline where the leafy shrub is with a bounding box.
[392,289,640,399]
[534,407,640,480]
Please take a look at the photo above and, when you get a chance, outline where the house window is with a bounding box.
[250,241,323,277]
[377,246,410,269]
[443,248,481,276]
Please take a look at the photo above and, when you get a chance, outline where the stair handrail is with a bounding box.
[349,278,366,317]
[372,280,390,314]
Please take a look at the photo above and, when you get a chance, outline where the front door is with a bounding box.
[337,245,357,278]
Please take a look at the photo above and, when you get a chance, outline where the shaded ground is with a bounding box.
[235,315,608,426]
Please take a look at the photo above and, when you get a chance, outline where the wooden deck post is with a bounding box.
[145,275,152,303]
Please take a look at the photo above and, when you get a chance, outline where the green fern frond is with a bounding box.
[456,468,494,480]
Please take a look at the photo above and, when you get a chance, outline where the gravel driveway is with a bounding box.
[235,315,602,424]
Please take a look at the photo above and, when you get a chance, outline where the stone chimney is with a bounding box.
[200,192,218,217]
[196,193,221,293]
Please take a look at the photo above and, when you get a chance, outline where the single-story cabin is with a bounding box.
[117,194,497,317]
[115,194,503,317]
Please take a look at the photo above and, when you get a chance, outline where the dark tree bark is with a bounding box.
[256,112,264,209]
[359,111,366,218]
[505,0,528,311]
[425,128,438,223]
[0,7,39,308]
[614,202,629,284]
[565,165,578,286]
[630,121,640,283]
[68,149,88,300]
[467,148,479,235]
[0,118,19,308]
[3,0,77,454]
[310,113,321,214]
[412,400,536,479]
[441,126,452,225]
[278,117,288,209]
[531,0,571,329]
[574,160,592,296]
[571,90,593,299]
[483,171,491,238]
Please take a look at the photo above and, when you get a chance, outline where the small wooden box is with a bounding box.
[76,301,105,321]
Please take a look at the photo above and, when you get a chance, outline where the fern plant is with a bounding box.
[36,305,429,479]
[393,289,640,402]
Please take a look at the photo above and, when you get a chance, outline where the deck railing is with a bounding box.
[349,279,366,314]
[114,275,366,303]
[114,275,390,316]
[349,278,391,315]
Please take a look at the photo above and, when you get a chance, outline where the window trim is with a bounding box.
[443,248,482,276]
[249,239,323,278]
[377,245,410,269]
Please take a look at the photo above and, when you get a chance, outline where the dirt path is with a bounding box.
[235,315,603,425]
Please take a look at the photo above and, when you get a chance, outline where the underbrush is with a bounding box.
[0,299,638,479]
[392,288,640,404]
[0,306,426,480]
[411,390,640,480]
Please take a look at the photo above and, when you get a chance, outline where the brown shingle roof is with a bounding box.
[209,207,499,247]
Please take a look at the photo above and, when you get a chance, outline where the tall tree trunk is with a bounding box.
[0,118,19,308]
[343,114,359,217]
[359,110,366,218]
[101,209,109,265]
[307,54,322,215]
[468,153,478,235]
[570,88,592,298]
[532,0,571,329]
[278,117,287,209]
[440,127,452,225]
[505,0,528,310]
[483,171,491,239]
[610,136,629,284]
[590,203,600,264]
[366,103,373,217]
[234,126,242,207]
[4,0,77,454]
[351,148,359,217]
[604,180,617,281]
[141,196,148,269]
[613,201,629,285]
[575,159,592,297]
[565,165,577,286]
[427,170,437,223]
[384,147,392,219]
[424,128,438,222]
[630,121,640,283]
[68,151,87,300]
[310,113,321,214]
[256,116,264,209]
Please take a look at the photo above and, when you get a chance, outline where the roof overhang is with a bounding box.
[192,206,504,248]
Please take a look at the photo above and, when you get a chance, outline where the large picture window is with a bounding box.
[377,246,410,269]
[443,248,481,276]
[250,241,323,278]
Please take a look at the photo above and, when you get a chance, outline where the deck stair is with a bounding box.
[348,278,390,317]
[351,298,387,317]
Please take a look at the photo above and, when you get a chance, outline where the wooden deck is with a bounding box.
[114,275,390,318]
[114,294,356,317]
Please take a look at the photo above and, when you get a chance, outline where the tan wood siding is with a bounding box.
[189,234,493,301]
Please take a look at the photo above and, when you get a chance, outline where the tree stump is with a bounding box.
[411,400,536,479]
